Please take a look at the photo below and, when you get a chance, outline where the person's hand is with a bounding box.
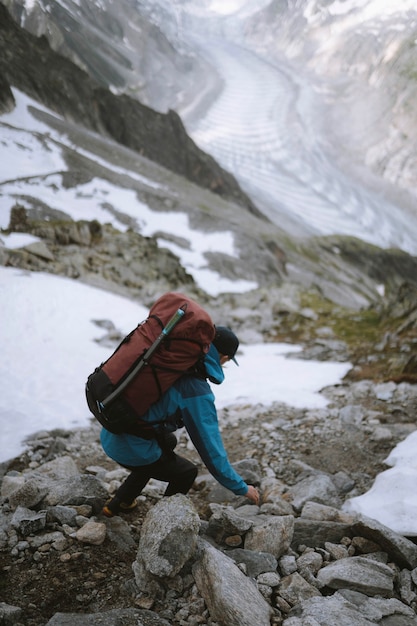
[246,485,260,505]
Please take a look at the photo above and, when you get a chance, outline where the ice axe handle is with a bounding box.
[162,303,187,336]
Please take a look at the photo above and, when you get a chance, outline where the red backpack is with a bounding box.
[86,292,215,436]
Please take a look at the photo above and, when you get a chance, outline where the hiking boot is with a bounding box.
[102,504,116,518]
[102,497,138,518]
[119,499,138,511]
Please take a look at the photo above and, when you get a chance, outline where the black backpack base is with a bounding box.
[86,369,157,439]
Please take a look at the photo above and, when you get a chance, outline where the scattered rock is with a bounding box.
[193,540,273,626]
[2,382,417,626]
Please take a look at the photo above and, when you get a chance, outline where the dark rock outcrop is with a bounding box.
[0,70,14,113]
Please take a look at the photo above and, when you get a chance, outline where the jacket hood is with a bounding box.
[205,344,225,385]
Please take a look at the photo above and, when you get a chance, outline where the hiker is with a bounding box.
[99,326,260,516]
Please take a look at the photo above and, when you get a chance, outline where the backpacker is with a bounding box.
[85,292,215,437]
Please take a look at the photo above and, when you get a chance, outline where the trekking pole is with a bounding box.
[98,303,187,412]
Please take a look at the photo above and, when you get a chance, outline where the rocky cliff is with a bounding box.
[0,3,260,217]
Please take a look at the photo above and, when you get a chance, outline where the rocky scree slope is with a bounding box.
[2,377,417,626]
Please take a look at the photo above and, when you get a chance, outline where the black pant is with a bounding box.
[113,450,198,504]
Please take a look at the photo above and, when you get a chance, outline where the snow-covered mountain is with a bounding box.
[4,0,417,255]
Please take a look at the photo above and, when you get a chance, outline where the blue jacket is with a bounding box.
[100,344,248,496]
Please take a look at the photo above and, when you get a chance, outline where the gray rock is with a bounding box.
[48,505,78,526]
[324,541,349,560]
[8,478,48,510]
[300,501,355,523]
[374,382,397,401]
[24,240,55,261]
[339,589,417,624]
[297,551,323,577]
[285,591,417,625]
[279,554,298,576]
[288,474,342,512]
[207,505,253,543]
[227,548,278,578]
[197,476,242,504]
[0,602,23,625]
[398,568,417,605]
[232,459,262,485]
[245,515,294,558]
[233,503,261,519]
[292,518,352,549]
[0,474,25,498]
[43,475,108,513]
[257,571,280,587]
[317,556,394,596]
[332,471,356,494]
[105,516,137,552]
[45,608,172,625]
[134,494,200,582]
[278,571,322,607]
[11,506,47,535]
[29,531,66,549]
[75,520,106,545]
[193,540,273,626]
[339,405,366,426]
[34,455,79,480]
[351,515,417,569]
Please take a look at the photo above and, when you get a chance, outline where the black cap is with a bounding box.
[213,326,239,365]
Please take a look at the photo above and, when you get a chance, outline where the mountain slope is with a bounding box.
[0,3,260,217]
[241,0,417,198]
[4,0,417,251]
[2,0,417,318]
[2,0,207,111]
